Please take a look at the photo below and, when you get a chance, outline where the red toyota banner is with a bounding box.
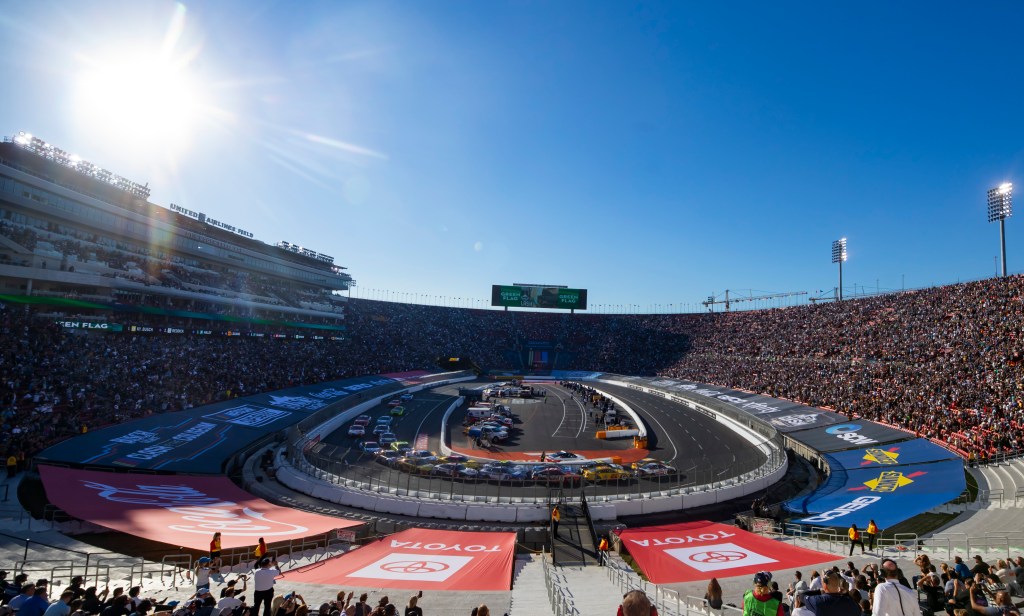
[39,466,360,550]
[282,528,516,591]
[618,521,836,584]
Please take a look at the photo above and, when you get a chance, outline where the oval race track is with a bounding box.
[309,380,766,499]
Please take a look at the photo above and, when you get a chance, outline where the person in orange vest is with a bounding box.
[865,520,879,552]
[848,523,865,556]
[551,506,560,535]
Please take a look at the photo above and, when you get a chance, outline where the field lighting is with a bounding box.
[988,183,1013,278]
[831,238,847,301]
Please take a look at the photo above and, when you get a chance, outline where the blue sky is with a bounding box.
[2,1,1023,312]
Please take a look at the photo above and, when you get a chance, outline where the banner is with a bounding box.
[618,377,850,432]
[786,459,965,528]
[617,521,835,584]
[281,528,516,591]
[783,422,911,452]
[39,466,359,550]
[35,374,402,473]
[827,439,960,469]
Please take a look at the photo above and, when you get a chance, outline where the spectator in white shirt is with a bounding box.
[872,563,921,616]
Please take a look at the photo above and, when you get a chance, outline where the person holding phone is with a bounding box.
[403,594,422,616]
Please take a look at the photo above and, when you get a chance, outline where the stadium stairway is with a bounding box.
[557,564,629,615]
[509,554,555,616]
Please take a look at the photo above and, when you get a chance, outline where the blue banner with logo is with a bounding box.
[828,438,960,469]
[784,421,911,452]
[785,458,965,528]
[36,374,404,474]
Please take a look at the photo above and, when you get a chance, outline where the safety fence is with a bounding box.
[292,443,785,505]
[740,522,1024,563]
[603,552,743,616]
[541,548,581,616]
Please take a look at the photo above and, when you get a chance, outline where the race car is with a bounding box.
[583,465,631,482]
[390,405,405,416]
[546,451,586,461]
[347,424,365,437]
[635,462,678,478]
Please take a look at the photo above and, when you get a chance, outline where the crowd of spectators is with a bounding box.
[5,273,1024,462]
[715,552,1024,616]
[0,568,446,616]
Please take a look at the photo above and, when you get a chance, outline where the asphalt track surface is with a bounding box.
[313,381,766,496]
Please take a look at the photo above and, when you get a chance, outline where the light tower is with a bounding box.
[988,183,1013,278]
[831,238,847,301]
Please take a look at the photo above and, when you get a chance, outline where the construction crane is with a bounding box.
[702,289,808,312]
[808,289,839,304]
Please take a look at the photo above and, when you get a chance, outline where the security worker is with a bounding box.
[848,523,865,556]
[551,506,560,535]
[865,519,879,552]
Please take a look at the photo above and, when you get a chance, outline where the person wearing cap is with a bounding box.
[804,571,861,616]
[252,557,279,616]
[744,572,783,616]
[551,506,560,535]
[194,559,212,592]
[872,559,921,616]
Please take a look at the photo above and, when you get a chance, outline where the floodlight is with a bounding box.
[988,183,1013,222]
[831,238,847,300]
[831,238,847,264]
[988,183,1014,277]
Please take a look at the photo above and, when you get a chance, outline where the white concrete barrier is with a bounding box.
[419,502,466,521]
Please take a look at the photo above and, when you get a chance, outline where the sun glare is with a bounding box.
[72,4,206,158]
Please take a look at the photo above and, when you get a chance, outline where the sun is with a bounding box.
[76,51,203,151]
[72,5,208,159]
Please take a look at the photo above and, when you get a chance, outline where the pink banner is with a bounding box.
[282,528,516,591]
[618,521,837,584]
[39,466,360,550]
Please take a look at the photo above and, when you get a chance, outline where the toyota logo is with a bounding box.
[688,550,748,564]
[380,560,450,574]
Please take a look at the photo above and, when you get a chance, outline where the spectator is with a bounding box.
[251,558,278,616]
[43,592,75,616]
[804,571,860,616]
[872,562,921,616]
[705,578,724,610]
[618,591,654,616]
[743,572,783,616]
[402,595,421,616]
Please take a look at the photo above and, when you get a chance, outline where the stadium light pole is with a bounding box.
[988,183,1013,278]
[831,238,847,301]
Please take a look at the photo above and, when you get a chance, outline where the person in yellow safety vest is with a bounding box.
[599,536,609,552]
[865,520,879,552]
[743,571,783,616]
[5,455,15,479]
[848,523,865,556]
[551,506,560,535]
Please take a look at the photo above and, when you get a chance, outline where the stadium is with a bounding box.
[0,127,1021,616]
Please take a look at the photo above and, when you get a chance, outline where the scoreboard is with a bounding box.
[491,284,588,310]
